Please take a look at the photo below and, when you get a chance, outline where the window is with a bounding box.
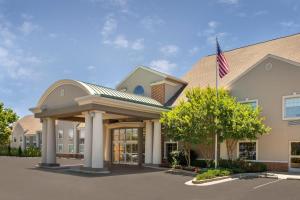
[240,100,258,109]
[20,136,23,142]
[57,144,63,153]
[283,95,300,120]
[68,144,74,153]
[58,130,63,139]
[164,141,178,159]
[238,141,257,160]
[133,85,144,96]
[68,129,74,140]
[13,137,17,142]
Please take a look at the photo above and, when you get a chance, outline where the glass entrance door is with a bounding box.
[112,128,139,165]
[290,142,300,170]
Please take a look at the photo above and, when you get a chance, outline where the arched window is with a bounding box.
[133,85,144,96]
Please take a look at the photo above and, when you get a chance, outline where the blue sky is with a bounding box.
[0,0,299,117]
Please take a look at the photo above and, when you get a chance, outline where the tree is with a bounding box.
[0,102,18,146]
[160,87,270,166]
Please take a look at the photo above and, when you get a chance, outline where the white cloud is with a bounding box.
[218,0,239,5]
[280,21,299,29]
[160,45,179,56]
[131,38,144,50]
[208,21,218,29]
[19,21,39,35]
[140,16,164,31]
[87,65,95,70]
[113,35,129,48]
[253,10,269,16]
[189,46,199,55]
[149,59,177,74]
[198,21,227,46]
[101,15,117,38]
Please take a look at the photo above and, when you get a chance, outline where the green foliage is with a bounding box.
[0,102,18,146]
[196,169,232,180]
[18,146,22,156]
[23,146,41,157]
[191,159,215,168]
[218,159,267,173]
[0,146,18,156]
[161,87,270,162]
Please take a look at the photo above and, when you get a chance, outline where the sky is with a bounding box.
[0,0,299,117]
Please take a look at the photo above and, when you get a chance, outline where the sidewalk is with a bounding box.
[267,172,300,180]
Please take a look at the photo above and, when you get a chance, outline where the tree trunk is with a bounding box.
[226,139,237,160]
[183,142,191,167]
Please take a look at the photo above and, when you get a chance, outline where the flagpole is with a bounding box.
[215,37,218,169]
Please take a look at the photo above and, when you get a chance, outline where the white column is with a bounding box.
[21,135,26,150]
[145,120,153,164]
[36,132,40,148]
[104,126,110,161]
[73,123,79,154]
[84,112,93,168]
[152,120,162,165]
[41,119,47,163]
[92,111,104,168]
[46,118,56,164]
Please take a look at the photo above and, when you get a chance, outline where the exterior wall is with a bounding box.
[116,68,165,97]
[226,57,300,168]
[56,120,78,155]
[164,82,183,103]
[42,84,88,110]
[10,124,25,149]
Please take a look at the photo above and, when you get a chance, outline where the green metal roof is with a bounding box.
[77,80,169,109]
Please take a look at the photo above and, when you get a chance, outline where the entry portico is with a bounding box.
[30,79,168,170]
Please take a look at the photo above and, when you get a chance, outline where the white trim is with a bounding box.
[226,54,300,89]
[163,141,178,159]
[150,80,178,87]
[75,95,168,114]
[35,79,93,109]
[282,94,300,120]
[237,140,258,161]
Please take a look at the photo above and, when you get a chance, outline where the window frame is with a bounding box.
[237,140,258,161]
[57,144,63,153]
[68,129,74,140]
[68,144,74,153]
[282,94,300,120]
[164,141,178,159]
[57,129,64,139]
[239,99,258,109]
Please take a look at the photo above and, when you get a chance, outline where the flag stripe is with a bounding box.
[216,40,229,79]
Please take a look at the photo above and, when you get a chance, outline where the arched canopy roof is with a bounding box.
[37,79,165,109]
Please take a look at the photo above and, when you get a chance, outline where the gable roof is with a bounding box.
[174,33,300,105]
[115,66,187,89]
[13,115,41,135]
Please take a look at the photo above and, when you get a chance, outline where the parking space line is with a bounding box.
[253,179,281,190]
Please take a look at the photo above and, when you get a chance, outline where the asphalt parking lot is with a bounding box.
[0,157,300,200]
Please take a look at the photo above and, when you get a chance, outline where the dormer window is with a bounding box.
[133,85,144,96]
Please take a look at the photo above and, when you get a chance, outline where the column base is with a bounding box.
[69,166,110,174]
[38,163,60,167]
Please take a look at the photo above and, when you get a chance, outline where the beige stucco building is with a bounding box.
[181,33,300,171]
[29,33,300,172]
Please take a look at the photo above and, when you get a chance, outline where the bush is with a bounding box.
[192,159,215,168]
[196,169,232,180]
[23,146,41,157]
[218,159,267,173]
[18,146,22,156]
[168,150,187,167]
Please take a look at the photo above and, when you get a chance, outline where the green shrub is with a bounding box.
[168,149,198,167]
[192,159,215,168]
[23,146,41,157]
[196,169,232,180]
[18,146,22,157]
[218,159,267,173]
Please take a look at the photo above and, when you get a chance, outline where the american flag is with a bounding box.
[216,40,229,78]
